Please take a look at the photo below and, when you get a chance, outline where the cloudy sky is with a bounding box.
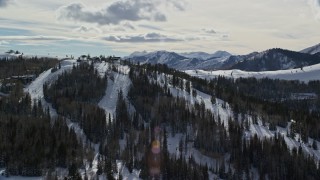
[0,0,320,57]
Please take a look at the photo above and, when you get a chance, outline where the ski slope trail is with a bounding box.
[25,60,75,117]
[24,60,100,179]
[25,59,100,142]
[97,63,133,121]
[24,59,97,146]
[98,72,133,120]
[25,59,75,99]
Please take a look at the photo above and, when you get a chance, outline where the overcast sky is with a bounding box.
[0,0,320,57]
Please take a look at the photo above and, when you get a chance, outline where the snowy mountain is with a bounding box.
[127,50,231,70]
[203,52,258,70]
[179,51,231,60]
[210,50,232,58]
[2,55,320,179]
[301,43,320,55]
[127,50,187,65]
[127,47,320,72]
[226,48,320,71]
[179,52,212,60]
[186,63,320,82]
[128,45,320,72]
[129,50,149,57]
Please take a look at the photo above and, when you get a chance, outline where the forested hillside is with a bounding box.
[1,58,320,179]
[125,63,320,179]
[0,58,89,178]
[0,86,83,177]
[0,56,58,79]
[43,62,108,143]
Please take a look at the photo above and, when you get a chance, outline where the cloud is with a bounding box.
[202,28,216,34]
[138,24,163,31]
[166,0,187,11]
[110,22,136,31]
[57,0,167,25]
[73,26,102,33]
[222,34,229,39]
[103,33,183,43]
[0,0,9,7]
[273,33,298,40]
[122,22,135,30]
[0,35,70,41]
[0,27,34,36]
[308,0,320,21]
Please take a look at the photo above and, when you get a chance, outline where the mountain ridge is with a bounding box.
[127,50,232,70]
[127,43,320,71]
[228,48,320,71]
[301,43,320,55]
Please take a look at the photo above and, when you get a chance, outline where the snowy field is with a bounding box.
[186,63,320,82]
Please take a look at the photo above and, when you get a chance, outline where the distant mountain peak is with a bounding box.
[127,50,232,70]
[301,43,320,55]
[228,48,320,71]
[126,46,320,72]
[130,50,148,56]
[211,50,232,58]
[179,50,231,60]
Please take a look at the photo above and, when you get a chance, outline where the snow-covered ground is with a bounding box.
[23,59,102,179]
[96,63,140,179]
[149,73,232,177]
[7,60,320,179]
[24,60,141,180]
[167,133,218,168]
[153,73,233,127]
[151,72,320,167]
[115,161,141,180]
[186,64,320,163]
[245,119,320,162]
[0,175,42,180]
[97,63,133,121]
[277,124,320,161]
[25,59,76,118]
[186,63,320,82]
[0,168,42,180]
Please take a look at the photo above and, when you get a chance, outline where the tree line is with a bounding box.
[0,82,85,177]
